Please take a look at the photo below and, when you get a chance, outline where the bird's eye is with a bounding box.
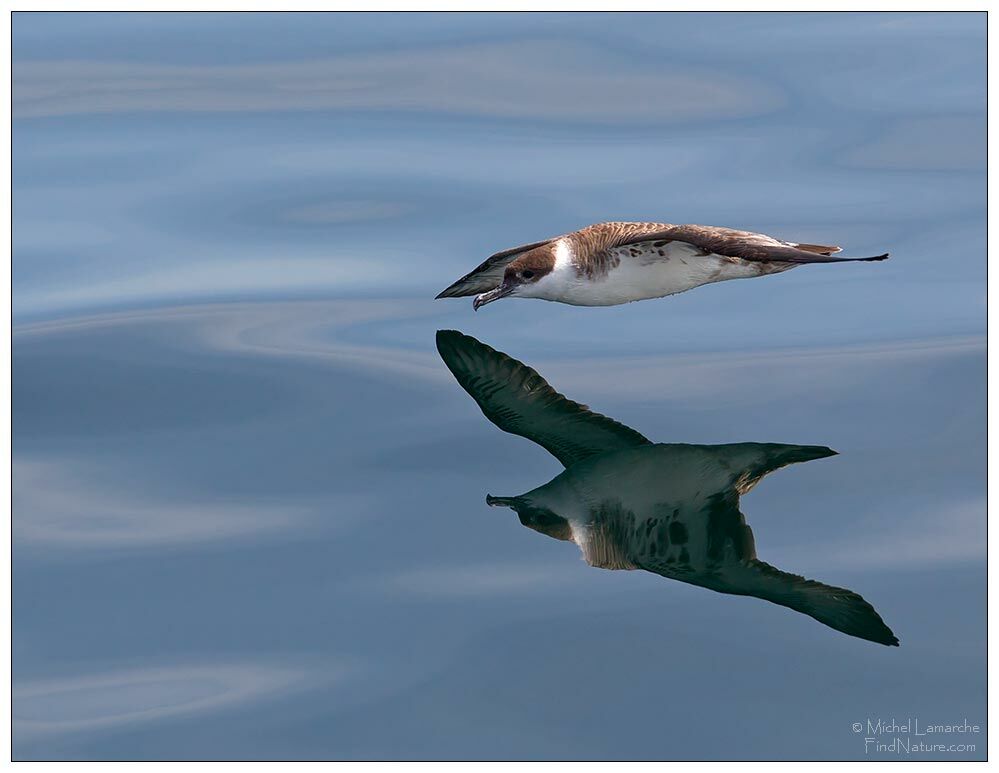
[521,270,535,279]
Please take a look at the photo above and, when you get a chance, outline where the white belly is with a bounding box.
[548,242,795,306]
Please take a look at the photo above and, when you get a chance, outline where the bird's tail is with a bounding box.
[784,252,890,264]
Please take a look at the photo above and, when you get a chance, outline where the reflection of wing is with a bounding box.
[622,489,897,646]
[638,553,898,645]
[709,560,899,646]
[435,238,555,298]
[613,224,886,264]
[436,330,651,467]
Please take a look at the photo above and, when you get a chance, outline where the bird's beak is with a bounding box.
[472,284,513,311]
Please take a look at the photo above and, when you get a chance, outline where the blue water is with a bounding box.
[13,12,986,761]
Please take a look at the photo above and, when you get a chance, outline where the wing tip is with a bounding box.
[858,612,900,647]
[435,284,461,299]
[436,279,491,299]
[794,242,843,256]
[839,599,900,647]
[435,328,470,352]
[436,329,499,380]
[867,623,900,647]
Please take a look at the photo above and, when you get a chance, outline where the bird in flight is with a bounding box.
[436,329,898,646]
[435,221,889,310]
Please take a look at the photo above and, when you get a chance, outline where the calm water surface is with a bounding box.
[13,12,986,760]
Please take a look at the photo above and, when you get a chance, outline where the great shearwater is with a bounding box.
[435,221,889,309]
[436,329,898,646]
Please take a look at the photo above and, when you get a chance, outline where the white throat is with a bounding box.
[553,239,574,272]
[520,239,577,301]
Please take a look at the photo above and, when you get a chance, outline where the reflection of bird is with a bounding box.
[436,330,898,646]
[435,221,889,309]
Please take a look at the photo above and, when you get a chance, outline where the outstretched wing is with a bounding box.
[628,484,897,646]
[611,224,886,264]
[639,545,899,646]
[435,238,556,299]
[436,330,651,467]
[711,559,899,646]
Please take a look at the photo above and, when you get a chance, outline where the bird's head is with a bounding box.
[473,245,558,310]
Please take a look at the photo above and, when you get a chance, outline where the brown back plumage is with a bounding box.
[575,223,881,265]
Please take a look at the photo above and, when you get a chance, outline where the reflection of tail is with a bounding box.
[721,560,899,646]
[761,444,838,468]
[716,443,837,495]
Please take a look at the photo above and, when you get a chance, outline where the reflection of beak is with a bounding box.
[472,284,512,311]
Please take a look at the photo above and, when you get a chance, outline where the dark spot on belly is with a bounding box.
[669,521,688,544]
[579,251,621,280]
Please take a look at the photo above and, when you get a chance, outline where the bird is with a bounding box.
[435,221,889,309]
[436,329,899,646]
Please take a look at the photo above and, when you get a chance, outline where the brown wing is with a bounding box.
[435,238,555,299]
[794,242,842,256]
[612,224,885,264]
